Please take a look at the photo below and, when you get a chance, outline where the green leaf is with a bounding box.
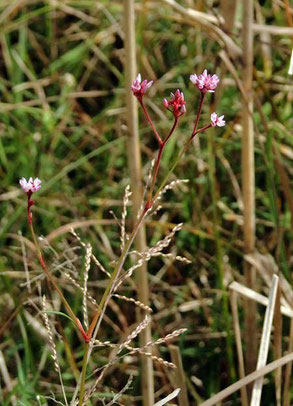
[41,310,75,324]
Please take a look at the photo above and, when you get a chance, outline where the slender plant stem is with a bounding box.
[146,117,178,206]
[242,0,257,388]
[140,99,162,145]
[163,116,179,145]
[192,92,205,137]
[78,342,89,406]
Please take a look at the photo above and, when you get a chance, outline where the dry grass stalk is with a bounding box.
[170,345,189,406]
[274,284,282,406]
[282,318,293,406]
[230,290,248,406]
[288,47,293,75]
[229,281,293,318]
[251,275,279,406]
[0,350,14,398]
[154,388,181,406]
[124,0,154,402]
[242,0,257,383]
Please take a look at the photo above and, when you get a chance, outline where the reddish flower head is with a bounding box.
[163,89,186,118]
[19,177,42,194]
[190,69,219,93]
[131,73,153,99]
[210,112,225,127]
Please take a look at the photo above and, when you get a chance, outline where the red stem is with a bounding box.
[191,92,205,139]
[164,116,178,145]
[140,98,163,146]
[146,117,178,208]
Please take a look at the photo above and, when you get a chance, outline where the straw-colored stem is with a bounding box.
[230,291,248,406]
[124,1,154,403]
[282,318,293,406]
[242,0,257,384]
[170,345,189,406]
[274,284,282,406]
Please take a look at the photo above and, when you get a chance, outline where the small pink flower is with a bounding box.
[210,112,225,127]
[131,73,153,99]
[190,69,219,93]
[19,177,42,194]
[163,89,186,118]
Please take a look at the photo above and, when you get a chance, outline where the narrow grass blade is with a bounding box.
[154,388,181,406]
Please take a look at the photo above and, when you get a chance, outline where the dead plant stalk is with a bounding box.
[242,0,257,384]
[124,0,154,405]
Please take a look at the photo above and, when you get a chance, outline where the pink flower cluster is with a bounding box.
[131,73,153,99]
[163,89,186,118]
[19,177,42,194]
[131,70,225,129]
[210,112,225,127]
[190,69,220,93]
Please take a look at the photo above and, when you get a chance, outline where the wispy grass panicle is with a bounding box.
[120,184,131,252]
[82,243,91,330]
[41,296,68,406]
